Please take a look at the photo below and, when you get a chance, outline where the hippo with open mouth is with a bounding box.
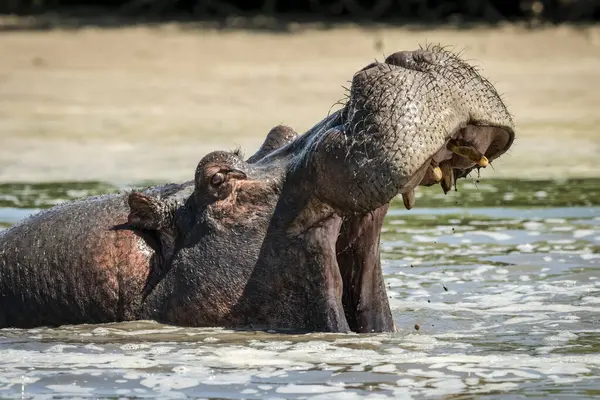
[0,46,514,332]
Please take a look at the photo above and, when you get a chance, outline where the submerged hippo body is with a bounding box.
[0,47,515,332]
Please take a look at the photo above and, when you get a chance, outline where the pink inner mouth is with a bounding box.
[419,124,514,187]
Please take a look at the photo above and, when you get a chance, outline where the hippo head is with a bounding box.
[127,46,515,333]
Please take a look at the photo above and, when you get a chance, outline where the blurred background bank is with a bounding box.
[0,0,599,185]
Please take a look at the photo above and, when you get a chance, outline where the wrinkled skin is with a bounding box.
[0,46,515,332]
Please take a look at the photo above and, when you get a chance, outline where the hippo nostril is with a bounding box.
[384,51,413,67]
[384,50,436,71]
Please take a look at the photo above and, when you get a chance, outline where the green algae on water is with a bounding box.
[0,182,122,209]
[391,178,600,208]
[0,178,599,210]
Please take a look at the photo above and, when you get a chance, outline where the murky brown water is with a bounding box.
[1,179,599,399]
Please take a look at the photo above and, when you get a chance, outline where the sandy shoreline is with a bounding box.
[1,23,599,184]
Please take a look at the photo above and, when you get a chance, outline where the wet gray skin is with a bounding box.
[0,46,514,332]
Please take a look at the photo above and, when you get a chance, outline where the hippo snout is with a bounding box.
[337,45,515,209]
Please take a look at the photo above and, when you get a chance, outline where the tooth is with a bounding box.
[402,189,415,210]
[447,140,489,167]
[440,161,453,194]
[431,166,443,182]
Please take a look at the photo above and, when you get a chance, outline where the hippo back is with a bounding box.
[0,193,154,328]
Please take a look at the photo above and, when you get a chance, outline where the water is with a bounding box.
[0,179,599,399]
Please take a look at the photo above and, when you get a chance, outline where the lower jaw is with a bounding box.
[335,204,395,333]
[300,203,395,333]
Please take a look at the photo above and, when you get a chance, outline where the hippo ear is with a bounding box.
[247,125,298,163]
[127,192,174,231]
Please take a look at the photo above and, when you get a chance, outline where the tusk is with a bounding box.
[431,166,443,182]
[440,161,454,194]
[402,189,415,210]
[447,140,489,167]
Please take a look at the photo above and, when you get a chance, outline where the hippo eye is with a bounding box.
[210,172,225,187]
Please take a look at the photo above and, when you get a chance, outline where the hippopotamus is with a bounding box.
[0,46,515,332]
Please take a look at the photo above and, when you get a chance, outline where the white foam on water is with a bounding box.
[204,372,253,386]
[548,239,576,245]
[544,331,579,343]
[552,226,574,232]
[91,327,110,336]
[581,296,600,304]
[46,344,77,353]
[372,364,397,373]
[412,235,438,243]
[120,343,150,351]
[466,231,513,241]
[82,343,104,352]
[2,335,599,399]
[141,375,200,390]
[117,327,183,336]
[517,243,536,252]
[573,229,596,238]
[523,221,544,230]
[503,314,550,325]
[148,345,176,355]
[47,385,94,394]
[310,393,395,400]
[200,346,315,369]
[548,376,585,384]
[276,384,344,394]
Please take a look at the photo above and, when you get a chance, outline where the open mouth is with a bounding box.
[400,124,515,209]
[330,123,514,333]
[333,203,393,333]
